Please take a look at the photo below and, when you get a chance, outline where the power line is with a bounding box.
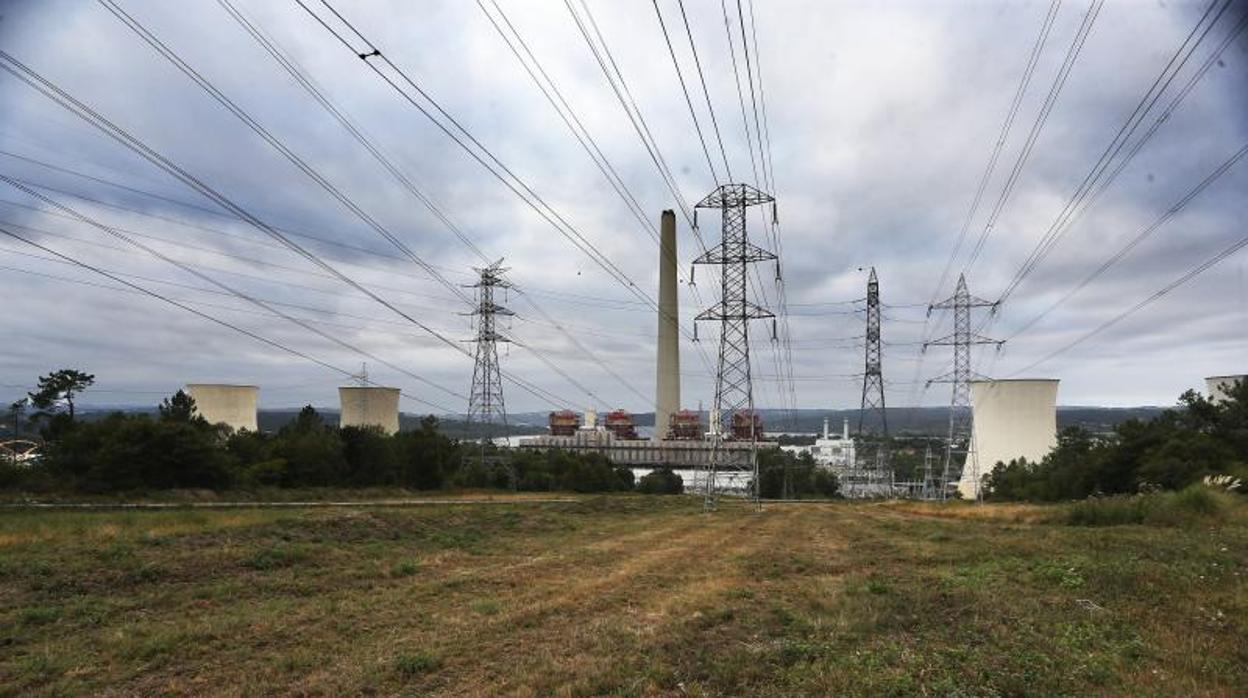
[292,1,701,353]
[718,0,761,190]
[478,0,662,248]
[214,0,489,263]
[223,0,663,406]
[743,0,797,430]
[0,154,675,312]
[0,253,465,348]
[0,210,466,315]
[0,49,575,409]
[97,0,473,306]
[0,172,466,400]
[0,154,474,278]
[675,0,733,180]
[996,0,1243,304]
[0,224,456,413]
[963,0,1105,270]
[1006,139,1248,341]
[652,0,720,186]
[1009,227,1248,376]
[563,0,699,233]
[930,0,1061,304]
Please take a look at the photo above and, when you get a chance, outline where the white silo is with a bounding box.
[186,384,258,433]
[1205,375,1245,404]
[339,386,401,435]
[960,379,1059,500]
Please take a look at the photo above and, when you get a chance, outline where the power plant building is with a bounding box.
[518,409,766,468]
[810,418,856,469]
[186,384,258,433]
[1205,375,1245,404]
[339,386,401,435]
[960,379,1059,499]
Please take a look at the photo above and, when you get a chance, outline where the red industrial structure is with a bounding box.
[666,409,703,440]
[548,410,580,436]
[604,409,638,439]
[730,410,764,440]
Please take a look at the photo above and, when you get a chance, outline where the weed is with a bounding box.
[20,606,60,626]
[395,652,440,677]
[471,599,502,615]
[242,544,311,570]
[865,578,892,595]
[391,560,419,577]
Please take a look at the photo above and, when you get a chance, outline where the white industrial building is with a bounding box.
[1205,375,1245,404]
[186,383,258,433]
[339,386,401,435]
[960,379,1059,499]
[810,418,856,469]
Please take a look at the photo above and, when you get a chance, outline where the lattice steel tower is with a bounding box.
[924,274,1000,499]
[693,183,776,509]
[859,267,887,435]
[465,260,512,429]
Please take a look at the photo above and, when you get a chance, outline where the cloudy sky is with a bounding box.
[0,0,1245,416]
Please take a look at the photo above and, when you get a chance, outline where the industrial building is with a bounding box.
[186,383,258,433]
[810,418,856,469]
[1205,375,1245,403]
[339,386,401,435]
[959,379,1059,499]
[519,409,767,468]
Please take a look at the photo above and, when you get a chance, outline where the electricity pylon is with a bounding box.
[465,259,512,436]
[924,274,1000,500]
[859,267,887,435]
[692,183,776,510]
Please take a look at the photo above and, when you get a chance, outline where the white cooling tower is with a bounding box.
[1205,375,1245,404]
[960,379,1059,500]
[186,384,258,433]
[339,386,401,435]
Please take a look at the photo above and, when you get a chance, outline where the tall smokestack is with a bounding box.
[655,210,680,441]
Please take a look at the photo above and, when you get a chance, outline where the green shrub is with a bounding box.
[42,413,235,491]
[637,467,684,495]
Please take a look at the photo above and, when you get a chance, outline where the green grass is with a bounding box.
[0,494,1244,695]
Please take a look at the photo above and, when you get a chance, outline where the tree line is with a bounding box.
[984,380,1248,501]
[0,369,692,494]
[2,368,842,498]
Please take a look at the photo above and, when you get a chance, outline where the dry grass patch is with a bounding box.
[1,495,1245,695]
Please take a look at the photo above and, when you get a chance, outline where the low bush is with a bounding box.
[637,467,684,495]
[1064,483,1238,527]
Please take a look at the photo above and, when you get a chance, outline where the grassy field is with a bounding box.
[1,495,1245,696]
